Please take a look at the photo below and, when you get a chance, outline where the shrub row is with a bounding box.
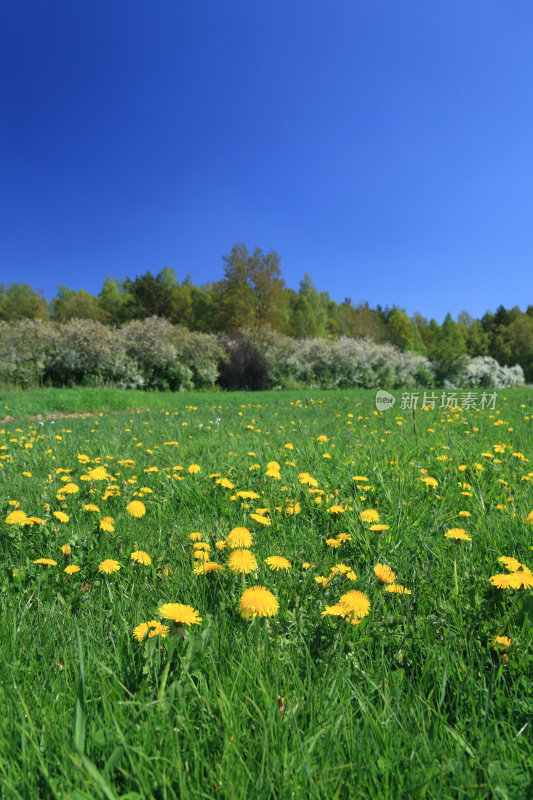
[0,318,525,391]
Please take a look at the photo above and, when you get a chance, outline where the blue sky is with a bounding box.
[2,0,533,322]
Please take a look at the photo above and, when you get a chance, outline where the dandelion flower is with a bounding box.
[159,603,202,625]
[193,542,211,552]
[215,540,227,550]
[34,558,57,566]
[189,532,203,541]
[65,565,81,575]
[338,590,371,620]
[99,517,115,532]
[265,556,291,572]
[86,466,112,481]
[126,500,146,518]
[84,503,100,512]
[250,513,270,526]
[58,482,79,495]
[498,556,523,572]
[99,559,121,574]
[385,584,412,594]
[131,550,151,565]
[507,569,533,589]
[228,549,257,574]
[193,550,210,561]
[321,603,346,618]
[133,620,169,642]
[328,505,345,514]
[444,528,471,541]
[337,533,352,542]
[526,510,533,524]
[5,510,28,525]
[239,586,279,619]
[360,509,380,523]
[489,573,513,589]
[421,477,438,488]
[299,472,318,487]
[227,527,253,548]
[193,561,225,575]
[326,538,342,549]
[374,564,396,583]
[61,544,72,555]
[493,636,511,647]
[370,524,389,532]
[188,464,201,474]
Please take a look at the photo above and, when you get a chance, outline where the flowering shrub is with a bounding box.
[454,356,525,389]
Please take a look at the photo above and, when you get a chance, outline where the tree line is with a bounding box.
[2,242,533,380]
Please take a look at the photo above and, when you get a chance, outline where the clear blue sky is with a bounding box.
[2,0,533,322]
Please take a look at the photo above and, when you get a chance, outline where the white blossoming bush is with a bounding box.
[247,329,435,389]
[454,356,525,389]
[0,320,57,387]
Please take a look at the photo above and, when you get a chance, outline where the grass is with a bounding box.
[0,387,532,799]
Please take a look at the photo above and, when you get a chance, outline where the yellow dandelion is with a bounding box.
[374,563,396,583]
[507,569,533,589]
[489,573,513,589]
[326,538,342,549]
[265,556,291,572]
[228,549,257,574]
[98,559,121,574]
[188,464,201,474]
[158,603,202,625]
[193,542,211,551]
[236,491,260,499]
[339,589,371,619]
[250,513,270,526]
[84,503,100,512]
[493,636,511,647]
[61,544,71,556]
[58,482,79,495]
[385,584,412,594]
[360,509,380,523]
[352,476,368,482]
[99,517,115,532]
[458,511,471,517]
[193,550,210,562]
[526,510,533,524]
[498,556,522,572]
[216,478,235,489]
[193,561,225,575]
[215,540,227,550]
[227,527,253,549]
[86,466,112,481]
[53,511,69,523]
[321,603,346,618]
[444,528,471,541]
[131,550,151,565]
[299,472,318,487]
[64,565,81,575]
[239,586,279,619]
[189,532,203,541]
[34,558,57,566]
[421,476,438,488]
[337,533,352,542]
[370,524,389,532]
[126,500,146,518]
[133,620,169,642]
[5,510,29,525]
[328,505,345,514]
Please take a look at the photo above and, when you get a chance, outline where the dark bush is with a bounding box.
[217,332,271,390]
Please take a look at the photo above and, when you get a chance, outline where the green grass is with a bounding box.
[0,388,532,799]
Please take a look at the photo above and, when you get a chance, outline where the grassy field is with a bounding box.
[0,387,532,799]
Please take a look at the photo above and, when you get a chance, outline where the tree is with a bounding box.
[212,243,289,332]
[51,286,108,322]
[0,284,49,320]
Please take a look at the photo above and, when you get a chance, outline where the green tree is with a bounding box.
[51,286,108,322]
[0,284,49,320]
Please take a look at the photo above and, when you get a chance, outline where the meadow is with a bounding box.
[0,387,532,800]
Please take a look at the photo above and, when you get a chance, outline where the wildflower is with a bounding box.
[5,510,28,525]
[489,573,513,589]
[193,550,210,562]
[265,556,291,572]
[193,542,211,552]
[99,517,115,532]
[126,500,146,518]
[58,482,79,495]
[328,505,346,514]
[227,527,253,548]
[236,491,260,499]
[444,528,471,541]
[215,540,227,550]
[493,636,511,647]
[188,464,201,474]
[360,509,380,523]
[131,550,152,565]
[498,556,522,572]
[189,532,203,541]
[193,561,225,574]
[373,563,395,583]
[250,513,270,526]
[86,466,112,481]
[299,472,318,487]
[84,503,100,512]
[421,477,438,488]
[370,524,389,532]
[337,533,352,542]
[526,510,533,524]
[338,590,371,621]
[239,586,279,619]
[458,511,471,517]
[216,478,235,489]
[34,558,57,566]
[98,559,121,574]
[326,538,342,549]
[61,544,72,556]
[321,603,346,618]
[507,569,533,589]
[65,565,81,575]
[159,603,202,625]
[53,511,69,523]
[133,621,169,642]
[314,576,330,586]
[265,467,281,478]
[302,562,311,569]
[228,549,257,574]
[385,584,412,594]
